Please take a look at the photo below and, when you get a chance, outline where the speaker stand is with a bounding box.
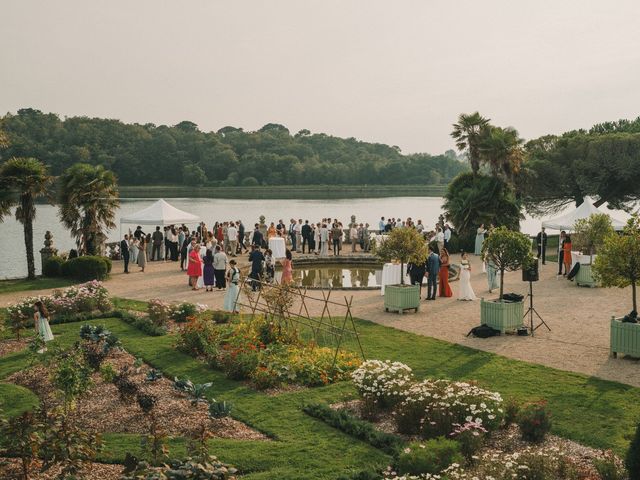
[523,281,550,336]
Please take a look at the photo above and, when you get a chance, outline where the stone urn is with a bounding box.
[39,231,58,272]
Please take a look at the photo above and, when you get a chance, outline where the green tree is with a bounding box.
[58,163,119,255]
[481,227,532,301]
[373,227,428,284]
[478,126,524,183]
[593,215,640,312]
[573,213,615,263]
[0,158,52,279]
[182,162,207,186]
[443,172,521,248]
[451,112,490,175]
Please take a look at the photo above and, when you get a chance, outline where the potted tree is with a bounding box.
[374,227,428,314]
[573,213,614,287]
[592,215,640,358]
[480,227,532,333]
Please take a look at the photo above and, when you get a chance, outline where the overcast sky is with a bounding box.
[2,1,640,154]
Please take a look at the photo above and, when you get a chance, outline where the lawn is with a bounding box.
[0,276,77,294]
[1,311,639,478]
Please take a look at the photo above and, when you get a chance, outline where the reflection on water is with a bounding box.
[275,266,381,288]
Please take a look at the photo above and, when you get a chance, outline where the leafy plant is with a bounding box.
[0,410,43,480]
[79,323,120,353]
[593,215,640,311]
[99,362,117,383]
[140,415,168,467]
[190,382,213,405]
[518,400,552,443]
[373,227,428,284]
[51,347,92,409]
[136,392,158,415]
[396,437,464,476]
[114,368,139,403]
[145,368,163,382]
[209,399,233,419]
[173,377,195,393]
[573,213,615,262]
[481,226,533,300]
[594,450,627,480]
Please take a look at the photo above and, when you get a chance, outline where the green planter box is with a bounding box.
[576,263,599,287]
[384,284,420,314]
[610,317,640,358]
[480,298,524,334]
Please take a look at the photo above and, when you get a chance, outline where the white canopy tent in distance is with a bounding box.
[541,197,627,232]
[119,199,200,238]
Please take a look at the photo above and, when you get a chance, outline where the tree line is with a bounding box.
[0,109,467,187]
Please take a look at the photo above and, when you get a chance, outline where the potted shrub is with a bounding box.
[573,213,614,287]
[592,215,640,358]
[480,227,532,332]
[374,227,428,313]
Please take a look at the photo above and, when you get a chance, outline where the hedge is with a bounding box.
[59,256,110,281]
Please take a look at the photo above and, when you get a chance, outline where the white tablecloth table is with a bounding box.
[269,237,286,259]
[380,262,412,295]
[571,251,594,270]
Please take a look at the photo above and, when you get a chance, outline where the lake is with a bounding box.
[0,196,626,279]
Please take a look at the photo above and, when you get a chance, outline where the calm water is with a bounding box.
[0,196,628,279]
[275,266,382,289]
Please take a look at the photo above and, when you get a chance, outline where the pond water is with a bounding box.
[274,265,382,289]
[0,196,629,279]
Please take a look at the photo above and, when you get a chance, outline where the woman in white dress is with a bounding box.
[130,237,139,264]
[223,260,240,313]
[475,224,487,255]
[458,252,477,301]
[34,300,54,352]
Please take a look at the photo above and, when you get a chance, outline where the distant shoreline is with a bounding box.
[118,184,447,199]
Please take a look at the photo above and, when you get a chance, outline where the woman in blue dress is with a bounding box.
[474,224,486,255]
[223,260,240,313]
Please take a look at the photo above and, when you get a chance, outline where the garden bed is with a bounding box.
[7,349,267,441]
[0,457,124,480]
[0,337,29,357]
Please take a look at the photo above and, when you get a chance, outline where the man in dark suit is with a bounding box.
[248,244,265,291]
[425,245,441,300]
[407,258,427,295]
[151,226,163,261]
[251,223,264,248]
[301,220,312,253]
[238,220,246,253]
[120,234,130,273]
[536,227,548,265]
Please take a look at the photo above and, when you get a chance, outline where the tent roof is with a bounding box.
[541,197,626,231]
[120,199,200,226]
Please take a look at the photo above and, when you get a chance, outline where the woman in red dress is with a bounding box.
[187,243,203,290]
[439,248,453,297]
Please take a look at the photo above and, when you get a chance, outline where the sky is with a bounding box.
[2,1,640,154]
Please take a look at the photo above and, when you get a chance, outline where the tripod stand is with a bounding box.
[523,280,550,336]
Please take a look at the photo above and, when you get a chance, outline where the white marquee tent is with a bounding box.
[120,199,200,228]
[541,197,626,231]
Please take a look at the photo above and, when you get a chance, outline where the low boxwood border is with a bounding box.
[303,402,404,456]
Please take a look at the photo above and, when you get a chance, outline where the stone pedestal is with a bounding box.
[39,230,58,272]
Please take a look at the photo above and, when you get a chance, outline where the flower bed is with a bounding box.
[147,299,207,328]
[6,280,112,327]
[176,315,361,389]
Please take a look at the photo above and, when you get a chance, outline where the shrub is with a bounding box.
[627,421,640,480]
[503,397,520,425]
[145,369,163,382]
[113,368,139,402]
[449,421,487,462]
[170,302,205,323]
[396,438,463,476]
[43,255,65,277]
[595,450,628,480]
[147,299,171,327]
[0,410,43,480]
[122,455,238,480]
[61,256,109,281]
[209,400,233,419]
[175,316,225,358]
[518,401,552,443]
[303,403,403,456]
[100,362,117,383]
[212,311,232,324]
[52,348,93,405]
[137,392,158,414]
[351,359,414,409]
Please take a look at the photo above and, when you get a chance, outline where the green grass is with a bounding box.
[1,312,639,478]
[0,383,39,417]
[112,297,149,312]
[0,276,76,294]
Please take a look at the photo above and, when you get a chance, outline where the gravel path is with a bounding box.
[3,253,638,387]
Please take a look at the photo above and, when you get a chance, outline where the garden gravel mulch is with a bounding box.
[7,349,268,441]
[0,457,123,480]
[0,337,29,357]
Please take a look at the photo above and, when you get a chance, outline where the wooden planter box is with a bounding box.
[610,317,640,358]
[576,263,599,288]
[480,298,524,334]
[384,284,420,314]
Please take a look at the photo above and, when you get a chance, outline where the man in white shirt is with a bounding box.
[435,227,445,252]
[213,245,228,289]
[378,217,385,233]
[443,224,452,251]
[320,223,329,257]
[227,222,238,257]
[295,219,303,253]
[416,220,424,233]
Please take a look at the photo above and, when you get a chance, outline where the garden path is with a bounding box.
[2,253,638,387]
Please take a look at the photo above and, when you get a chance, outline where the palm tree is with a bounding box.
[58,163,120,255]
[0,158,52,279]
[451,112,490,175]
[478,126,524,183]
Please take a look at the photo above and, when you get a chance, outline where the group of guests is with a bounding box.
[408,247,477,301]
[536,226,574,278]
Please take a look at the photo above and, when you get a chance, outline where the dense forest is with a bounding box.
[0,109,467,186]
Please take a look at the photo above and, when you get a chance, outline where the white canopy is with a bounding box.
[120,199,200,227]
[541,197,626,231]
